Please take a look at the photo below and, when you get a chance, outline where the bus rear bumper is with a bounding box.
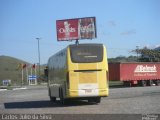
[66,89,109,98]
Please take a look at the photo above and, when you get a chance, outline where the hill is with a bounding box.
[0,55,142,86]
[0,55,30,86]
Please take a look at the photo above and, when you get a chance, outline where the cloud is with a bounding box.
[121,29,136,35]
[108,20,116,27]
[155,44,160,48]
[151,44,160,49]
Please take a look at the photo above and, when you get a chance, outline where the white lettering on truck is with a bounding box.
[134,65,157,73]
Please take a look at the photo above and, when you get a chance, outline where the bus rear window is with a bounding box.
[70,44,103,63]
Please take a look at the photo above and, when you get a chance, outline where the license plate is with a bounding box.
[85,89,92,93]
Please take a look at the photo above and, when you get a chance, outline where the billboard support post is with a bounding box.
[75,39,79,45]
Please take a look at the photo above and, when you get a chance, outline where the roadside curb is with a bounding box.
[0,89,7,91]
[13,87,27,90]
[0,87,27,92]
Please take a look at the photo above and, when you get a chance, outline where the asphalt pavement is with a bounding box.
[0,85,160,120]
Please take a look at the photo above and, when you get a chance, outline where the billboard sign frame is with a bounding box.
[56,17,97,41]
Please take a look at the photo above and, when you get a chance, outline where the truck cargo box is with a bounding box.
[109,62,160,86]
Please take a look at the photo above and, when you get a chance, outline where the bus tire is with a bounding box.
[94,97,101,104]
[59,88,65,105]
[88,97,101,104]
[50,96,56,102]
[49,89,56,102]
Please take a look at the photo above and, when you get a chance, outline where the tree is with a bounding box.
[132,47,160,62]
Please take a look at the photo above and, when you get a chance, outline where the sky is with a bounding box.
[0,0,160,64]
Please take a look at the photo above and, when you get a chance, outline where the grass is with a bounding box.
[0,55,125,88]
[0,55,46,86]
[109,81,124,88]
[0,55,28,86]
[0,85,12,90]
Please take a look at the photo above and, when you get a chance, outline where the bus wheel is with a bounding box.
[49,89,56,102]
[94,97,101,104]
[59,88,65,105]
[50,96,56,102]
[141,80,147,87]
[88,97,101,104]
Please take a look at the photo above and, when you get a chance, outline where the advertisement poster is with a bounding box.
[56,17,97,41]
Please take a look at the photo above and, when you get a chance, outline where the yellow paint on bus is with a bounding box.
[47,44,109,104]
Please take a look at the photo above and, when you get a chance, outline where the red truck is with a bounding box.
[109,62,160,87]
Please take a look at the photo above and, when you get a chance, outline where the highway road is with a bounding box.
[0,85,160,119]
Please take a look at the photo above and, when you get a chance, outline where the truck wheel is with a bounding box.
[128,81,132,87]
[155,80,160,86]
[141,80,147,87]
[123,81,131,87]
[147,80,153,86]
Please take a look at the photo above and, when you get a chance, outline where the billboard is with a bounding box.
[56,17,97,41]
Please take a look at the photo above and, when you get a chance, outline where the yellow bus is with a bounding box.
[46,43,109,104]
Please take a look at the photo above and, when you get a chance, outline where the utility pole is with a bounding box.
[36,38,41,83]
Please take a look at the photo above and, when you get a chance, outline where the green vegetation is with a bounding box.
[109,81,124,88]
[108,55,137,63]
[0,55,28,86]
[1,50,159,87]
[132,47,160,62]
[0,55,45,86]
[109,46,160,63]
